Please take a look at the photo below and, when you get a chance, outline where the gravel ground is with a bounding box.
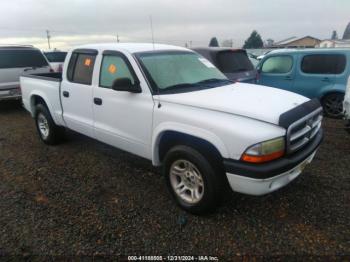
[0,100,349,260]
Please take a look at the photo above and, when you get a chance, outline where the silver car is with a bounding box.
[0,45,51,101]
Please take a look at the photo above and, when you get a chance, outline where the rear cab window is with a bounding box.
[301,54,346,74]
[261,55,293,74]
[67,49,97,85]
[0,48,49,69]
[216,51,254,73]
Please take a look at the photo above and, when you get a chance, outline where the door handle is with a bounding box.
[284,76,293,80]
[321,77,330,82]
[94,97,103,105]
[62,91,69,97]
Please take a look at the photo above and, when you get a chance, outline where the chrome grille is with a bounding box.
[286,108,323,153]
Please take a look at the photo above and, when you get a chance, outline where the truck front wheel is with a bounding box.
[35,104,65,145]
[163,145,223,214]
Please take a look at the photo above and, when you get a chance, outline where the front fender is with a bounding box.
[151,122,229,166]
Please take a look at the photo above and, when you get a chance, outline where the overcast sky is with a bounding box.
[0,0,349,50]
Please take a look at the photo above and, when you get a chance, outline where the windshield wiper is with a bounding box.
[161,79,232,94]
[163,82,200,91]
[196,78,233,85]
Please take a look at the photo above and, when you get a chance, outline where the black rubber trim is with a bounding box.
[21,72,62,82]
[279,98,322,129]
[224,129,323,179]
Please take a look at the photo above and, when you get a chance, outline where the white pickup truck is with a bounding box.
[21,43,323,214]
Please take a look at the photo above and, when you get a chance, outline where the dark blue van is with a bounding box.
[192,47,257,83]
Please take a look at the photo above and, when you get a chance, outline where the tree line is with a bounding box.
[209,30,264,49]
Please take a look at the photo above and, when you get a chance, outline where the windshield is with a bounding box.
[44,52,67,62]
[137,51,230,94]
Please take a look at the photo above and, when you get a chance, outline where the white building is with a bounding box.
[318,39,350,48]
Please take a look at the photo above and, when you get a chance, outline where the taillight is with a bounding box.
[256,72,260,82]
[58,64,63,72]
[49,67,54,73]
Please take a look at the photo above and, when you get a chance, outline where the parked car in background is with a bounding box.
[44,51,67,72]
[343,76,350,132]
[247,52,260,67]
[192,47,257,83]
[0,45,51,101]
[257,49,350,118]
[21,43,323,214]
[257,50,273,61]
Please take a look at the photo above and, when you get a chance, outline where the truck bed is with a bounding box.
[22,72,62,82]
[20,72,65,126]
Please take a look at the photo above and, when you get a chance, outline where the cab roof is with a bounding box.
[0,45,37,50]
[71,43,189,54]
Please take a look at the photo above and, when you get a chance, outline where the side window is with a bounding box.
[67,52,96,85]
[301,54,346,74]
[261,56,293,74]
[99,54,136,88]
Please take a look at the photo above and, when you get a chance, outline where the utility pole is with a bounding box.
[149,15,155,46]
[117,33,120,43]
[46,30,51,50]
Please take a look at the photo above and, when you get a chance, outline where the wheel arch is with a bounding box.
[29,92,58,123]
[152,124,229,166]
[320,90,345,101]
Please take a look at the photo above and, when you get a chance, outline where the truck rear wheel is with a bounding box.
[163,145,223,214]
[35,104,65,145]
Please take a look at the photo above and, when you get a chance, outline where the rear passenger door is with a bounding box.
[293,54,343,98]
[258,55,295,91]
[61,49,98,138]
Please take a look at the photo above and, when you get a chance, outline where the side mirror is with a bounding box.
[112,78,141,93]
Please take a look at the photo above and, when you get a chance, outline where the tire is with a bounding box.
[322,93,344,119]
[346,120,350,134]
[34,104,65,145]
[163,145,224,214]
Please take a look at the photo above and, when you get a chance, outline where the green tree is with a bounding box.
[209,37,219,47]
[243,30,263,49]
[331,30,338,40]
[343,22,350,39]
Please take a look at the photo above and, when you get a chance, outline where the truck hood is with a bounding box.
[158,83,309,125]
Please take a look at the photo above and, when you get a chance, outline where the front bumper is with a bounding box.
[224,129,323,196]
[226,151,316,195]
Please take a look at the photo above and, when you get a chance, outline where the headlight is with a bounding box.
[241,137,285,163]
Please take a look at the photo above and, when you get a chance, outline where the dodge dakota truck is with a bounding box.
[21,43,323,214]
